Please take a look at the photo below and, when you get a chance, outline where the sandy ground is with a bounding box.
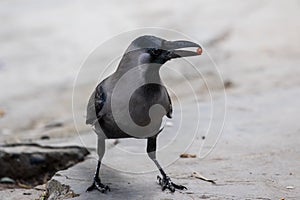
[0,0,300,199]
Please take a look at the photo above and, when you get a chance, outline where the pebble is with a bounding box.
[286,186,294,189]
[30,153,46,164]
[0,177,15,184]
[40,135,50,140]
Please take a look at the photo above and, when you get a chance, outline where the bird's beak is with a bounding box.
[163,40,202,59]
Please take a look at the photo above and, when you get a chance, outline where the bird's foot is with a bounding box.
[86,177,110,193]
[157,175,187,192]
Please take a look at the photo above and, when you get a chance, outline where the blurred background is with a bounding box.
[1,0,299,142]
[0,0,299,198]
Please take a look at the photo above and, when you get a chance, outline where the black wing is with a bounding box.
[86,84,106,125]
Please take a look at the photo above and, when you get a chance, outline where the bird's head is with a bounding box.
[118,35,202,70]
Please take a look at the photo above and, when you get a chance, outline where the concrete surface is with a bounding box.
[0,188,43,200]
[46,88,300,200]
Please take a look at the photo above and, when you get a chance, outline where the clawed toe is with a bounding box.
[171,182,187,190]
[157,175,187,192]
[86,178,110,193]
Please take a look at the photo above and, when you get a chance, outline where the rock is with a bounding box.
[0,143,89,186]
[47,179,79,200]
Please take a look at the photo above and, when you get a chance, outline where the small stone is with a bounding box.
[0,177,15,184]
[40,135,50,140]
[180,153,197,158]
[30,153,46,164]
[286,186,294,189]
[224,80,233,89]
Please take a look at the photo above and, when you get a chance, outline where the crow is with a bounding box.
[86,35,202,193]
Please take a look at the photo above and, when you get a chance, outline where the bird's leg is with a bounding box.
[87,135,110,193]
[147,136,187,192]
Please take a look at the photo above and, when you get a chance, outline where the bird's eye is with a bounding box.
[150,48,162,56]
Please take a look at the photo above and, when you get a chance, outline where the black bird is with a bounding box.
[86,35,202,193]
